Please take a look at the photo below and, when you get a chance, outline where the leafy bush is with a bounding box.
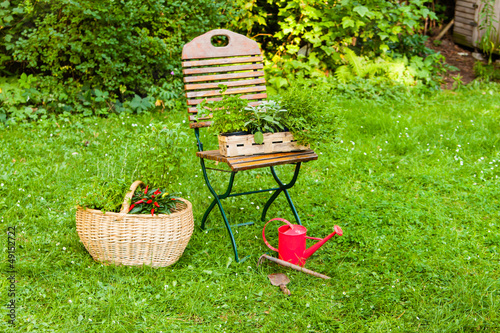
[0,74,162,124]
[335,48,448,90]
[327,77,417,102]
[278,84,343,148]
[1,0,238,97]
[231,0,438,89]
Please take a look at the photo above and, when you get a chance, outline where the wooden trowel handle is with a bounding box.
[279,284,291,296]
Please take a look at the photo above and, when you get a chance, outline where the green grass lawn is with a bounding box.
[1,84,499,332]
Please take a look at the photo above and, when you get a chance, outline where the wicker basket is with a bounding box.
[76,181,194,267]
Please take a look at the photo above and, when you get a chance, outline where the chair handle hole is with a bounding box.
[211,35,229,47]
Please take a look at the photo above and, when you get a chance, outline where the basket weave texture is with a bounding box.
[76,181,194,267]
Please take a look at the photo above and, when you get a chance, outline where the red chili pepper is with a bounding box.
[147,199,152,204]
[151,195,155,199]
[151,208,155,216]
[128,204,135,212]
[171,198,176,200]
[144,185,149,194]
[154,189,161,195]
[154,202,159,208]
[134,199,144,205]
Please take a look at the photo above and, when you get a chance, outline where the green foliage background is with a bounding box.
[231,0,440,89]
[0,0,454,124]
[1,0,237,94]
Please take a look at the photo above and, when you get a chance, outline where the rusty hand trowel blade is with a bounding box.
[267,273,291,295]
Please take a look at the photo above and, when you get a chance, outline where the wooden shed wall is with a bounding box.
[453,0,500,50]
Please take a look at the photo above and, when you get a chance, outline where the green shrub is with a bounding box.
[231,0,439,89]
[334,48,449,90]
[1,0,237,95]
[277,83,343,148]
[327,77,415,101]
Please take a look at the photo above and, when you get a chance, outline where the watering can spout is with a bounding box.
[303,225,343,260]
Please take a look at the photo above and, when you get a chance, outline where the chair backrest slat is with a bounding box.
[185,78,266,91]
[183,71,265,83]
[186,86,266,99]
[182,56,263,68]
[183,63,264,75]
[188,101,262,121]
[182,29,267,129]
[186,93,268,106]
[187,101,261,114]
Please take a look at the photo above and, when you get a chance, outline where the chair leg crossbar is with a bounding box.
[199,158,303,262]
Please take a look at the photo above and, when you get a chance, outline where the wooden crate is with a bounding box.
[218,132,309,157]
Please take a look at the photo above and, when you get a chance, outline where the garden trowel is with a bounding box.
[267,273,291,295]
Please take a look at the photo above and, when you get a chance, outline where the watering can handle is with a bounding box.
[262,218,294,252]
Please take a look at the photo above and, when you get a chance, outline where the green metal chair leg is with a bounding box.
[199,158,241,261]
[261,189,282,222]
[212,196,240,262]
[261,163,302,225]
[282,188,301,225]
[200,199,217,230]
[200,159,236,229]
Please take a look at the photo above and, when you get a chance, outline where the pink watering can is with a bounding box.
[262,218,343,267]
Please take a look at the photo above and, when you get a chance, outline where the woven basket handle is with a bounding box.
[118,180,145,215]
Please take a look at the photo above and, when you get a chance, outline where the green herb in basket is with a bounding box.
[128,185,182,216]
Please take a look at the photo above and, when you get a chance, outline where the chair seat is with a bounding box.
[197,149,318,172]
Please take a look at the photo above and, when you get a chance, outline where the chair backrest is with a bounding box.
[181,29,267,129]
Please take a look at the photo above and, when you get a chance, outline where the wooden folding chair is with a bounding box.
[181,29,318,262]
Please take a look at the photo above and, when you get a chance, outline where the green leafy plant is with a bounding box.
[135,121,189,188]
[76,178,132,213]
[478,0,499,64]
[75,120,188,212]
[196,85,250,134]
[474,61,500,81]
[334,48,449,90]
[231,0,439,90]
[243,100,287,144]
[452,74,465,90]
[278,84,342,148]
[197,85,341,148]
[128,185,182,216]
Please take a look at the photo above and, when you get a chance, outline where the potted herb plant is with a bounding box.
[196,84,341,157]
